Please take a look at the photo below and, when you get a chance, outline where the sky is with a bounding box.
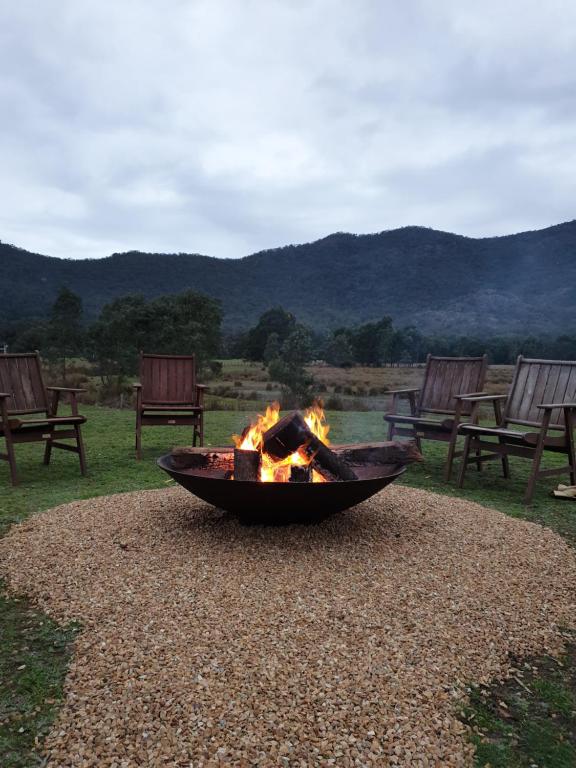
[1,0,575,261]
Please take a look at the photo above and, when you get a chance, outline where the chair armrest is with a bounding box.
[537,402,576,410]
[195,383,208,407]
[46,386,84,417]
[386,388,420,395]
[0,392,10,399]
[454,391,488,400]
[133,382,142,389]
[457,393,507,402]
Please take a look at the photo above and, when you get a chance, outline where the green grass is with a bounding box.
[1,405,575,766]
[0,586,79,768]
[463,644,576,767]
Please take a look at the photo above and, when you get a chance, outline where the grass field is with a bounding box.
[1,403,575,766]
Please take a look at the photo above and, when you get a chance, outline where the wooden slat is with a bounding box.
[419,357,485,415]
[140,353,196,405]
[525,363,551,423]
[0,353,47,414]
[549,364,572,427]
[506,360,576,429]
[519,362,540,421]
[506,360,530,422]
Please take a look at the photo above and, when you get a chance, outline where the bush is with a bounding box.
[325,395,344,410]
[208,360,223,378]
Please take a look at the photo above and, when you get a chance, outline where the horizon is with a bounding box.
[3,216,576,263]
[2,2,576,260]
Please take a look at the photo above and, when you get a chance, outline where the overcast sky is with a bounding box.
[1,0,575,261]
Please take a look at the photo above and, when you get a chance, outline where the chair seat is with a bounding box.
[458,423,567,448]
[458,424,527,439]
[2,415,86,433]
[384,414,455,431]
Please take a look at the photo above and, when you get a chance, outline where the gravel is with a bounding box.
[1,485,575,767]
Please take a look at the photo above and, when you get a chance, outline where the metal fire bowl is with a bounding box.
[157,453,407,523]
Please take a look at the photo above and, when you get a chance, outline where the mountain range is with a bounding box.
[1,220,576,335]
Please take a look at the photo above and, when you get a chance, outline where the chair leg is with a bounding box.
[495,435,510,478]
[193,424,198,447]
[444,427,459,482]
[475,446,483,472]
[565,410,576,486]
[135,411,142,460]
[524,413,552,505]
[4,431,19,486]
[43,436,53,465]
[75,425,88,476]
[457,435,473,488]
[199,414,204,447]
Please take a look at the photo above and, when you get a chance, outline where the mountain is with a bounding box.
[1,220,576,334]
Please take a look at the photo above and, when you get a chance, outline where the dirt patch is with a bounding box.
[1,486,574,767]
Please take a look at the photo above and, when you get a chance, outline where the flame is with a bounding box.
[233,401,330,483]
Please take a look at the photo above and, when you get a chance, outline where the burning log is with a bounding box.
[263,412,358,482]
[289,465,311,483]
[233,448,261,481]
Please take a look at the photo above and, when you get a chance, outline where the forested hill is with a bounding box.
[2,220,576,334]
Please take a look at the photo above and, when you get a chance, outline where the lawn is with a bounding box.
[1,404,575,766]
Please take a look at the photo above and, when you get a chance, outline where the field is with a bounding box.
[1,363,575,767]
[206,360,515,412]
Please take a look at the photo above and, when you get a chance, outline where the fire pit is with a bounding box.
[157,403,420,522]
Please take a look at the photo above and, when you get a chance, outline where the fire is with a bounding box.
[233,401,330,483]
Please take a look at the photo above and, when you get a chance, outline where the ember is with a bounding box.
[232,401,329,483]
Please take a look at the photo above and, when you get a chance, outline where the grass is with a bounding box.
[462,642,576,767]
[1,404,575,765]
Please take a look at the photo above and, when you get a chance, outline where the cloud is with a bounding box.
[0,0,575,259]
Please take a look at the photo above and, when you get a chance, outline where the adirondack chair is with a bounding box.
[0,352,87,485]
[457,356,576,504]
[384,354,488,480]
[134,353,206,459]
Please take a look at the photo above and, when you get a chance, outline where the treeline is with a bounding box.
[226,307,576,366]
[1,287,222,382]
[3,296,576,377]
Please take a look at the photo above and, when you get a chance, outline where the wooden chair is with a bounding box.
[457,356,576,504]
[0,352,87,485]
[384,355,488,480]
[134,353,207,459]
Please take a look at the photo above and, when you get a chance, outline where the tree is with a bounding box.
[47,287,84,380]
[244,307,296,361]
[91,291,222,386]
[350,317,393,365]
[263,332,282,363]
[267,326,314,405]
[325,332,354,368]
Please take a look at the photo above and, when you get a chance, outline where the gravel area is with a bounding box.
[1,486,575,767]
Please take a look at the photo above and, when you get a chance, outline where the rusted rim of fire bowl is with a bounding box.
[157,454,407,524]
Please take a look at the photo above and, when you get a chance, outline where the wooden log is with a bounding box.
[335,441,422,465]
[289,465,311,482]
[263,412,358,481]
[171,445,233,471]
[234,447,261,481]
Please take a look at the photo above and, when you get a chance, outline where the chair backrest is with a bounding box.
[418,354,488,416]
[140,353,197,405]
[0,352,48,415]
[504,356,576,429]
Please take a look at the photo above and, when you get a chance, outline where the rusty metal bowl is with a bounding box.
[157,453,406,523]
